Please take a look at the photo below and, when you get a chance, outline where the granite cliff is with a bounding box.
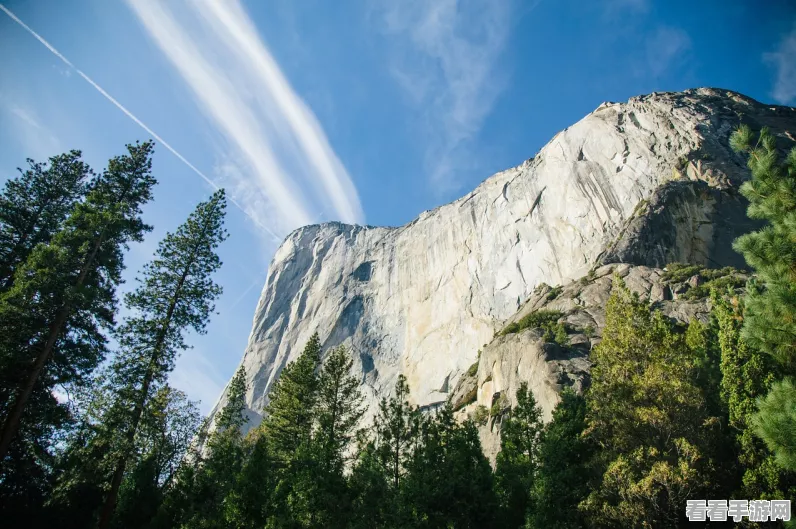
[210,88,796,434]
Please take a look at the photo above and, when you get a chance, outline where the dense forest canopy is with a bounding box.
[0,125,794,528]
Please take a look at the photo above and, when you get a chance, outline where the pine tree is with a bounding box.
[526,389,593,529]
[0,142,156,474]
[223,433,277,529]
[754,379,796,472]
[729,125,796,370]
[580,279,721,527]
[215,366,249,434]
[711,292,796,501]
[349,435,392,529]
[373,374,419,492]
[0,150,91,290]
[302,345,364,528]
[245,334,323,528]
[93,189,228,529]
[494,382,543,529]
[403,405,498,528]
[259,333,322,461]
[111,387,201,529]
[315,345,365,474]
[166,366,249,529]
[349,374,420,528]
[730,125,796,475]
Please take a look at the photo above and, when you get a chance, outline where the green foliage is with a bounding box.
[158,380,246,528]
[681,272,746,300]
[402,406,498,528]
[730,125,796,495]
[0,142,157,522]
[215,366,249,434]
[527,390,594,529]
[545,285,562,301]
[83,189,227,528]
[224,434,277,529]
[730,125,796,371]
[712,293,796,500]
[259,332,322,461]
[452,386,477,411]
[581,278,722,527]
[499,309,568,345]
[662,263,745,299]
[348,374,420,527]
[662,262,703,282]
[0,150,91,290]
[472,404,489,426]
[112,387,201,529]
[490,392,508,418]
[466,363,478,377]
[307,345,365,527]
[533,282,549,294]
[754,378,796,472]
[494,383,542,529]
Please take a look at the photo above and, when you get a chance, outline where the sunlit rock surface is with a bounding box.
[210,88,796,434]
[450,263,750,463]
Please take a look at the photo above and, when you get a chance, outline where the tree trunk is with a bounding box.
[0,230,105,460]
[97,219,210,529]
[0,175,136,460]
[96,285,181,529]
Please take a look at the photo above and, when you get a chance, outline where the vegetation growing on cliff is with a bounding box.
[499,309,568,345]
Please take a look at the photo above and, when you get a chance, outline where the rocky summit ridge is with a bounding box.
[210,88,796,434]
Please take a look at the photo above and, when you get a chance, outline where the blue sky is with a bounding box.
[1,0,794,414]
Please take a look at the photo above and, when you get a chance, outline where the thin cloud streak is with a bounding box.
[125,0,313,232]
[0,3,282,243]
[5,102,62,158]
[126,0,364,237]
[374,0,525,193]
[765,23,796,105]
[199,0,364,225]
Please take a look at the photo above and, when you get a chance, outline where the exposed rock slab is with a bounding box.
[210,88,796,433]
[450,263,749,463]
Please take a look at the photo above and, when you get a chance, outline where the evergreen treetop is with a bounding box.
[0,150,92,290]
[730,125,796,371]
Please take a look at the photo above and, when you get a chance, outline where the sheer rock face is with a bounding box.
[211,88,796,431]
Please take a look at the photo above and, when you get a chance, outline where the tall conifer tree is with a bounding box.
[0,141,156,463]
[300,345,364,528]
[259,333,322,461]
[494,382,543,529]
[730,125,796,473]
[581,279,721,527]
[403,405,498,528]
[527,389,593,529]
[94,189,228,528]
[0,150,91,290]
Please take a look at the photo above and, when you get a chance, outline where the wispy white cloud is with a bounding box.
[125,0,364,235]
[644,26,691,78]
[3,100,62,159]
[371,0,523,193]
[0,3,283,243]
[765,23,796,105]
[199,0,364,226]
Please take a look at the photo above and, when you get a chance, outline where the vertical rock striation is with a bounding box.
[211,88,796,432]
